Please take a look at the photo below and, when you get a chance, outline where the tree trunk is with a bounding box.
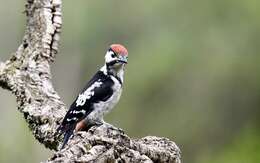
[0,0,181,162]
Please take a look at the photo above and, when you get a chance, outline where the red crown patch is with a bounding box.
[110,44,128,56]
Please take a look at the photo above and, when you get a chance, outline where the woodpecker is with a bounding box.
[57,44,128,149]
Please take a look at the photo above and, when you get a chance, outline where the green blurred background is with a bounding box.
[0,0,260,162]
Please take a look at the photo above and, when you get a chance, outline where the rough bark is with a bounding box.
[47,125,181,163]
[0,0,181,162]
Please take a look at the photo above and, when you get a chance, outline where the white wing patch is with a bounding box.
[66,117,78,122]
[76,81,103,107]
[70,110,86,114]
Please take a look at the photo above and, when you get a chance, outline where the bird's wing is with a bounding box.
[58,71,114,149]
[58,71,114,133]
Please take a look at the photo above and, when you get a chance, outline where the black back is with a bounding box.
[59,70,114,132]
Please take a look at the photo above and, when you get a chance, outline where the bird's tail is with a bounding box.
[56,124,75,150]
[60,127,74,149]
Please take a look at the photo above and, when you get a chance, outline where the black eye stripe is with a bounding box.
[111,53,117,58]
[108,48,117,58]
[108,48,115,53]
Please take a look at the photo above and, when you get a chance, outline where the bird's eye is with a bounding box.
[111,53,117,58]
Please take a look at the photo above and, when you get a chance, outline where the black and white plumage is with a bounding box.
[57,44,128,149]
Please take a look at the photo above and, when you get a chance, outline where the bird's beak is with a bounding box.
[118,55,128,64]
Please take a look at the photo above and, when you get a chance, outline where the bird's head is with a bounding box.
[105,44,128,69]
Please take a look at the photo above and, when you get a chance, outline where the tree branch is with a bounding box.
[47,125,181,163]
[0,0,181,162]
[0,0,64,149]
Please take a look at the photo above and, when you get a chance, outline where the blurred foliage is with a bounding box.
[199,124,260,163]
[0,0,260,162]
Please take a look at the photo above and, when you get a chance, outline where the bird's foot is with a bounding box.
[93,120,104,127]
[102,122,125,134]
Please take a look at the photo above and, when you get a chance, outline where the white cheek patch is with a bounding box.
[105,51,116,63]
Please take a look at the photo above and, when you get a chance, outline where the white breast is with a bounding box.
[89,76,122,121]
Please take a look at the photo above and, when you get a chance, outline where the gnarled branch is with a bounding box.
[0,0,64,149]
[0,0,181,162]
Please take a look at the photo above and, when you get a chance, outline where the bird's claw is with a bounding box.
[117,127,125,134]
[101,123,125,134]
